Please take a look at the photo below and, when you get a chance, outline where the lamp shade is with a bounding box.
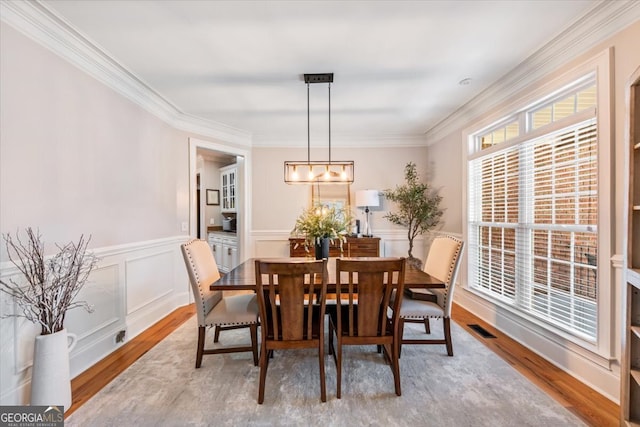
[356,190,379,208]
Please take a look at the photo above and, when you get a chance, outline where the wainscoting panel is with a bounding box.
[125,250,174,316]
[0,236,190,406]
[66,263,121,342]
[254,240,290,258]
[375,231,426,262]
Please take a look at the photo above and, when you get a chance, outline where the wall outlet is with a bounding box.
[210,218,215,225]
[181,222,188,232]
[115,329,126,344]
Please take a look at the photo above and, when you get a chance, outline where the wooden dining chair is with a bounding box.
[398,235,464,356]
[180,239,259,368]
[254,258,328,404]
[328,257,406,398]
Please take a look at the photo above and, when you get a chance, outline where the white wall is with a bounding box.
[0,23,191,250]
[0,22,195,405]
[423,135,462,233]
[425,21,640,402]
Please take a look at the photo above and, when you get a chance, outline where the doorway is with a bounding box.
[188,137,251,262]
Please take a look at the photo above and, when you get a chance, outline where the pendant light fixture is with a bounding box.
[284,73,355,184]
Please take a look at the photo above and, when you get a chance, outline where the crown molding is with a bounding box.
[3,1,637,149]
[424,0,640,144]
[0,0,252,147]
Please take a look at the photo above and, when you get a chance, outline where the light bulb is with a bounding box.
[324,165,330,180]
[291,166,298,180]
[308,166,314,180]
[341,166,347,180]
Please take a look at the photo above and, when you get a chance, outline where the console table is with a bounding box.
[289,236,380,257]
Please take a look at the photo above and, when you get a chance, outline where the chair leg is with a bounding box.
[258,344,269,404]
[213,325,221,343]
[390,342,401,396]
[319,338,326,402]
[196,326,206,368]
[250,324,259,366]
[424,318,431,334]
[394,327,402,395]
[444,317,453,356]
[336,339,342,399]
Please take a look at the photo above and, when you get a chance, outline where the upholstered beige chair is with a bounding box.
[399,236,464,356]
[181,239,258,368]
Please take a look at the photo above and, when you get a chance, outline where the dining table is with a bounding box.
[210,257,445,291]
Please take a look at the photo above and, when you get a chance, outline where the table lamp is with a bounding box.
[355,190,379,237]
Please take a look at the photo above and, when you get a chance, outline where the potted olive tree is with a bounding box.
[0,228,98,411]
[291,204,352,259]
[383,162,443,269]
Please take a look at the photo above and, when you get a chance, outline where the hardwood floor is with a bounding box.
[65,302,619,426]
[65,304,196,418]
[452,304,619,427]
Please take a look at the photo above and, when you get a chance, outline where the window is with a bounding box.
[479,120,519,150]
[468,77,598,341]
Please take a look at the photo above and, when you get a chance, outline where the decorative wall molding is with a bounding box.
[0,236,191,405]
[424,0,640,143]
[0,0,252,147]
[124,250,174,315]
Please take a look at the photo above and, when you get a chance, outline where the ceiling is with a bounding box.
[40,0,600,146]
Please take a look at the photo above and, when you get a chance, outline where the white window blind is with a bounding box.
[468,117,598,340]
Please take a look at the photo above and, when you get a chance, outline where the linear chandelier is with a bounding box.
[284,73,354,184]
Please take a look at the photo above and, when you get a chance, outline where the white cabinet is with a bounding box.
[208,234,223,268]
[221,164,237,213]
[208,232,238,273]
[222,238,239,273]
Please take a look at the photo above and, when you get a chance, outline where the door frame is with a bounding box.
[188,137,251,263]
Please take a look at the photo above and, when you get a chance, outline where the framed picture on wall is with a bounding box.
[206,189,220,206]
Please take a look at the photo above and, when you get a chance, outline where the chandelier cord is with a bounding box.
[328,82,331,164]
[307,82,310,165]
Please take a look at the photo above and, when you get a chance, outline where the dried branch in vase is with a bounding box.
[0,228,99,335]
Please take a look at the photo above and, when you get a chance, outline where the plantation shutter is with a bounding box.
[468,118,598,340]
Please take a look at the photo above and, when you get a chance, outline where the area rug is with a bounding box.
[66,316,585,426]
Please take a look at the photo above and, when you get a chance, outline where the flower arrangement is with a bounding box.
[0,228,99,335]
[291,203,353,249]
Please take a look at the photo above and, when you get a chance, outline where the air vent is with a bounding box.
[467,324,497,339]
[304,73,334,84]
